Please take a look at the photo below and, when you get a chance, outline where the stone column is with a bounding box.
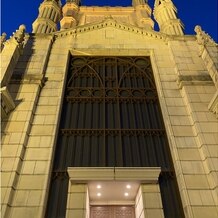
[135,184,164,218]
[66,183,89,218]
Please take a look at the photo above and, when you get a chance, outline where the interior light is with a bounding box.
[97,185,101,189]
[97,193,101,197]
[126,185,131,189]
[124,192,129,196]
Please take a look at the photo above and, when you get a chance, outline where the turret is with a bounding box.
[32,0,61,34]
[60,0,81,30]
[132,0,154,29]
[153,0,184,35]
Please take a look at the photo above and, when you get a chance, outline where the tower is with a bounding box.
[132,0,154,29]
[32,0,61,33]
[60,0,80,29]
[1,0,218,218]
[153,0,184,35]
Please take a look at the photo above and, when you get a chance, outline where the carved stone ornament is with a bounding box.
[13,24,26,45]
[0,32,7,51]
[194,25,217,46]
[0,32,7,44]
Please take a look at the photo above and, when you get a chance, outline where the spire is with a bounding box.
[153,0,184,35]
[32,0,61,34]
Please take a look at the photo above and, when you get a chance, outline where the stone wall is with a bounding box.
[1,20,217,218]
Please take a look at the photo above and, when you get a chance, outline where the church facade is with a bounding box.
[1,0,218,218]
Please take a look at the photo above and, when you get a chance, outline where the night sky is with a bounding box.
[1,0,218,41]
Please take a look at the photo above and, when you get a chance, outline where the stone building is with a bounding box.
[1,0,218,217]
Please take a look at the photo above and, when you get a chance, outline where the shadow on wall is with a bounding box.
[1,36,35,134]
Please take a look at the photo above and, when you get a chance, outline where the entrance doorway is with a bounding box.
[90,206,135,218]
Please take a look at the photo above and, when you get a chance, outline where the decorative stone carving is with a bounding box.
[0,86,15,120]
[194,25,218,89]
[0,32,7,51]
[208,90,218,119]
[12,24,26,47]
[195,25,217,47]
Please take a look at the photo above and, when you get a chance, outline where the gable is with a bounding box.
[56,18,167,48]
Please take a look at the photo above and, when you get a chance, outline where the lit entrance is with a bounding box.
[66,167,163,218]
[88,181,138,218]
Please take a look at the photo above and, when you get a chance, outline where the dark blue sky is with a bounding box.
[1,0,218,41]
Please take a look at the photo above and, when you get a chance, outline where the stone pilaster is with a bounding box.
[66,184,89,218]
[135,184,164,218]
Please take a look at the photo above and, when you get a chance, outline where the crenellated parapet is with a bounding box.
[153,0,184,35]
